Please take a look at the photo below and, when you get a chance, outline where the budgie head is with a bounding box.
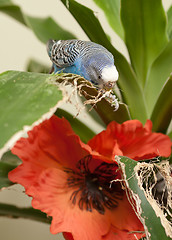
[84,53,119,90]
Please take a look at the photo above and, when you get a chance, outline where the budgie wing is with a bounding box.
[49,40,84,68]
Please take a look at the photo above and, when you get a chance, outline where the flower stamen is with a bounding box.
[64,155,123,214]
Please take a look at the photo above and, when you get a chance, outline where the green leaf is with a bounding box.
[0,161,16,188]
[115,53,148,122]
[0,0,26,25]
[0,203,51,224]
[97,102,131,125]
[168,131,172,140]
[93,0,124,39]
[83,100,106,128]
[0,71,63,158]
[60,0,148,122]
[25,16,75,44]
[27,59,50,74]
[60,0,110,46]
[167,6,172,39]
[169,153,172,164]
[0,150,20,189]
[121,0,168,85]
[0,0,75,43]
[118,156,171,239]
[55,108,96,143]
[144,39,172,115]
[1,150,20,164]
[151,76,172,133]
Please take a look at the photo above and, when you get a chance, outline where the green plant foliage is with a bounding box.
[1,150,21,164]
[0,71,63,152]
[168,131,172,140]
[167,6,172,39]
[0,203,51,223]
[0,0,75,43]
[27,59,50,74]
[93,0,124,39]
[151,75,172,133]
[25,16,75,44]
[0,0,26,25]
[0,151,20,188]
[61,0,111,46]
[0,161,16,188]
[121,0,168,86]
[144,39,172,115]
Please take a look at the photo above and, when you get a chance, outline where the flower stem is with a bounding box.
[0,203,51,224]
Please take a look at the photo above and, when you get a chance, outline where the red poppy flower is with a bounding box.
[88,119,171,160]
[8,116,171,240]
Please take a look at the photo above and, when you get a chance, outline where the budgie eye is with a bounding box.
[98,76,101,79]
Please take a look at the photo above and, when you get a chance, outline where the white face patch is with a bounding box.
[101,66,119,83]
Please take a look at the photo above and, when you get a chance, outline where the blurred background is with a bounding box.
[0,0,171,239]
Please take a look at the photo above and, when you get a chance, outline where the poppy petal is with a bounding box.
[109,195,144,232]
[102,225,145,240]
[9,115,92,187]
[28,168,111,240]
[88,120,171,160]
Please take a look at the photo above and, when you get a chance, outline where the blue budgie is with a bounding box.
[47,39,119,90]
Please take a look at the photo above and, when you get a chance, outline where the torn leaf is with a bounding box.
[116,156,172,240]
[0,71,65,159]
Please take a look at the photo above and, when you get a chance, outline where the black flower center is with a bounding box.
[64,155,123,214]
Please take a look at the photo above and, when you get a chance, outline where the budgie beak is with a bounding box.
[101,65,119,90]
[103,81,116,90]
